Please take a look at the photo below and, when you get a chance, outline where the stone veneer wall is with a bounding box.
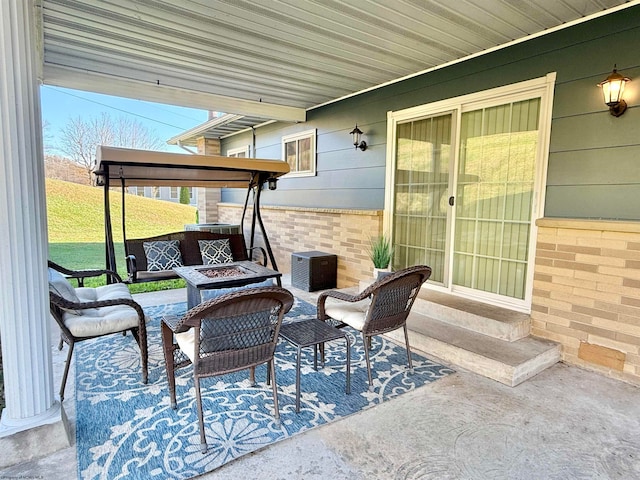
[218,203,383,288]
[532,218,640,385]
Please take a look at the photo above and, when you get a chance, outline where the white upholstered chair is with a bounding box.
[47,261,148,401]
[317,265,432,388]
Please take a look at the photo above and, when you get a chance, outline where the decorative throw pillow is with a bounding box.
[48,268,80,302]
[143,240,184,271]
[199,239,234,265]
[48,268,81,314]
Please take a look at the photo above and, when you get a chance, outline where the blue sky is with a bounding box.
[40,85,209,155]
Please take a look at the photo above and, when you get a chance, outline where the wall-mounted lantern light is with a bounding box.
[597,65,631,117]
[349,124,367,151]
[267,177,278,190]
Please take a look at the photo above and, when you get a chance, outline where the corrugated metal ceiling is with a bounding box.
[40,0,634,125]
[166,113,274,146]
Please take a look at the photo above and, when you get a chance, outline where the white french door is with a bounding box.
[386,75,555,311]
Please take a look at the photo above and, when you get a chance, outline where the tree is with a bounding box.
[42,119,55,155]
[44,154,89,185]
[57,112,164,182]
[179,187,191,205]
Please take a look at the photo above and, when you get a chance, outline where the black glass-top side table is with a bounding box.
[279,319,350,412]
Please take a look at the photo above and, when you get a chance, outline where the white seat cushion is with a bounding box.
[76,282,132,302]
[175,318,272,364]
[175,330,197,363]
[324,297,370,331]
[63,283,143,337]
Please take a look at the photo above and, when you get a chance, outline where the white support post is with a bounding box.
[0,0,70,467]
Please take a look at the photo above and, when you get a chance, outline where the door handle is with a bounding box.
[448,196,455,206]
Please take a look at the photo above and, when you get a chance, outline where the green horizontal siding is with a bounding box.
[546,185,640,220]
[221,6,640,220]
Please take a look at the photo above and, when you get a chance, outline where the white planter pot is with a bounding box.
[373,266,391,280]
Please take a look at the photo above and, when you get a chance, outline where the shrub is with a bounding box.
[368,235,393,269]
[179,186,190,204]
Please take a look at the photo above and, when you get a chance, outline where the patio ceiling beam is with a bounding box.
[42,64,306,123]
[43,40,350,103]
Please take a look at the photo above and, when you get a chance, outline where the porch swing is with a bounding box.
[93,146,290,284]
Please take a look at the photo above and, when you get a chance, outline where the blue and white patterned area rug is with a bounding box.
[75,298,454,479]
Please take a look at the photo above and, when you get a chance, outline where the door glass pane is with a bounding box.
[453,98,540,299]
[393,114,451,283]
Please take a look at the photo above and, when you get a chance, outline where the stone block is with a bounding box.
[578,342,625,371]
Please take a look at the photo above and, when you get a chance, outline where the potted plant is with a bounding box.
[368,234,393,279]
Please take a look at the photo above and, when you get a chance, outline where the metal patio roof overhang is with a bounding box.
[41,0,637,129]
[94,146,290,189]
[167,114,275,147]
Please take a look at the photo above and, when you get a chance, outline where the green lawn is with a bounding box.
[48,242,185,293]
[46,178,197,292]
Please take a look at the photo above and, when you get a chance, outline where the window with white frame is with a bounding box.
[135,186,145,196]
[227,145,250,158]
[282,129,316,177]
[170,187,178,199]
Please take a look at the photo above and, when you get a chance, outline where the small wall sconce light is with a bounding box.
[349,124,367,151]
[267,177,278,190]
[598,65,631,117]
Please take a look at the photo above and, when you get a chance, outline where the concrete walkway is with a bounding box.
[2,283,640,479]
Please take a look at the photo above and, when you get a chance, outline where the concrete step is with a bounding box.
[388,311,561,387]
[345,281,557,387]
[413,290,531,341]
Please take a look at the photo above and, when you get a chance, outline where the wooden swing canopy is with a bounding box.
[93,146,290,277]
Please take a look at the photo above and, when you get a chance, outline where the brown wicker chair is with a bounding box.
[317,265,432,388]
[161,286,294,453]
[48,259,122,286]
[47,261,148,401]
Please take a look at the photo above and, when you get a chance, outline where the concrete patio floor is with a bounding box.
[2,277,640,479]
